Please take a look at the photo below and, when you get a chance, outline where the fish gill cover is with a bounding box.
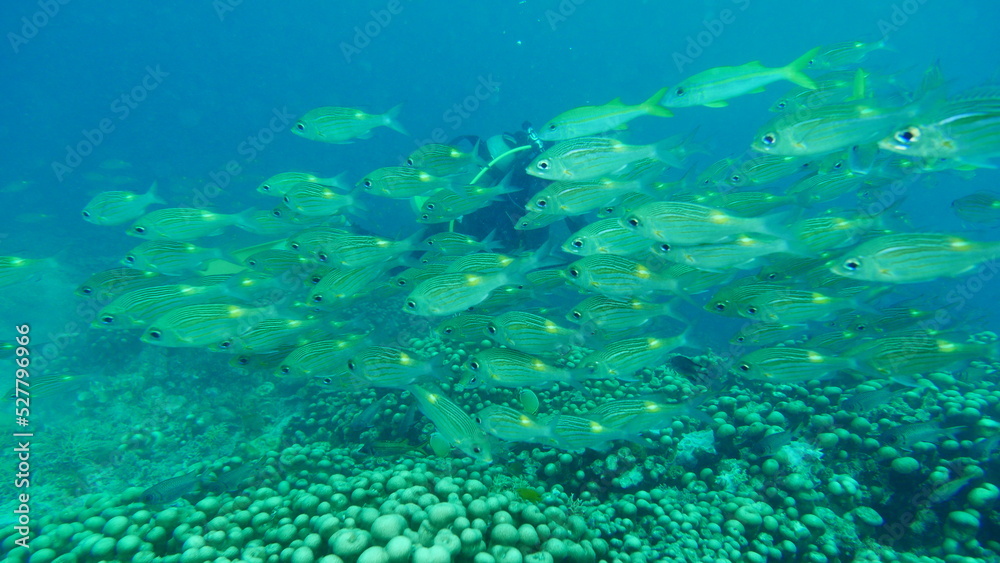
[2,1,1000,562]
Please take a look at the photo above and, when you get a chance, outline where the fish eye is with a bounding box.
[571,239,584,248]
[730,174,742,184]
[310,275,322,284]
[548,124,557,131]
[147,329,162,340]
[833,160,844,169]
[736,336,746,343]
[406,300,417,309]
[761,133,777,146]
[535,199,547,208]
[80,286,93,295]
[856,324,867,331]
[469,361,480,371]
[124,255,135,263]
[363,180,373,188]
[747,306,758,315]
[406,158,414,166]
[425,240,435,246]
[396,278,408,287]
[347,359,356,371]
[133,226,146,234]
[322,377,333,384]
[473,446,482,453]
[295,122,306,131]
[568,267,580,278]
[843,259,861,271]
[421,214,430,220]
[536,160,550,170]
[100,315,115,325]
[776,101,787,109]
[261,184,271,192]
[317,252,328,262]
[739,363,751,372]
[443,327,453,334]
[290,242,300,250]
[81,210,90,218]
[571,311,583,320]
[474,415,483,423]
[425,203,435,210]
[219,340,232,349]
[272,209,283,218]
[675,87,685,96]
[658,244,671,253]
[627,217,640,227]
[277,365,289,374]
[312,295,323,303]
[238,357,251,365]
[894,127,920,145]
[487,324,497,334]
[714,303,726,312]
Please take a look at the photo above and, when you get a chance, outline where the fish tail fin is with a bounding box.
[382,103,409,136]
[146,180,166,205]
[784,47,820,89]
[643,87,674,118]
[233,207,260,231]
[480,229,500,252]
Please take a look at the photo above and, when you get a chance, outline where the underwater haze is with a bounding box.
[3,1,1000,562]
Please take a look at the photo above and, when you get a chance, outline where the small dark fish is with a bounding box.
[208,458,263,493]
[952,192,1000,223]
[842,387,906,413]
[141,470,202,505]
[668,355,705,377]
[751,431,793,456]
[880,421,962,450]
[350,395,391,431]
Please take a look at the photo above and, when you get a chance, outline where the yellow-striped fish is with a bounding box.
[128,208,251,240]
[539,87,673,141]
[94,283,226,329]
[661,47,819,108]
[527,136,692,181]
[485,311,582,356]
[0,256,57,289]
[282,182,365,217]
[141,304,275,348]
[292,105,407,144]
[463,348,581,391]
[622,201,790,245]
[736,347,858,382]
[435,314,493,343]
[82,181,165,225]
[409,385,493,462]
[347,346,435,389]
[548,414,635,452]
[75,268,162,299]
[122,241,228,276]
[276,336,369,378]
[831,234,1000,284]
[566,295,682,335]
[357,167,453,199]
[475,405,554,444]
[563,255,685,298]
[257,171,347,197]
[563,218,652,257]
[577,331,689,381]
[406,144,484,176]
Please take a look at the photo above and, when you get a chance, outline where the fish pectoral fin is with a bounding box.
[748,87,767,94]
[704,101,729,108]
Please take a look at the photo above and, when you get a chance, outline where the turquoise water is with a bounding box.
[3,2,1000,562]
